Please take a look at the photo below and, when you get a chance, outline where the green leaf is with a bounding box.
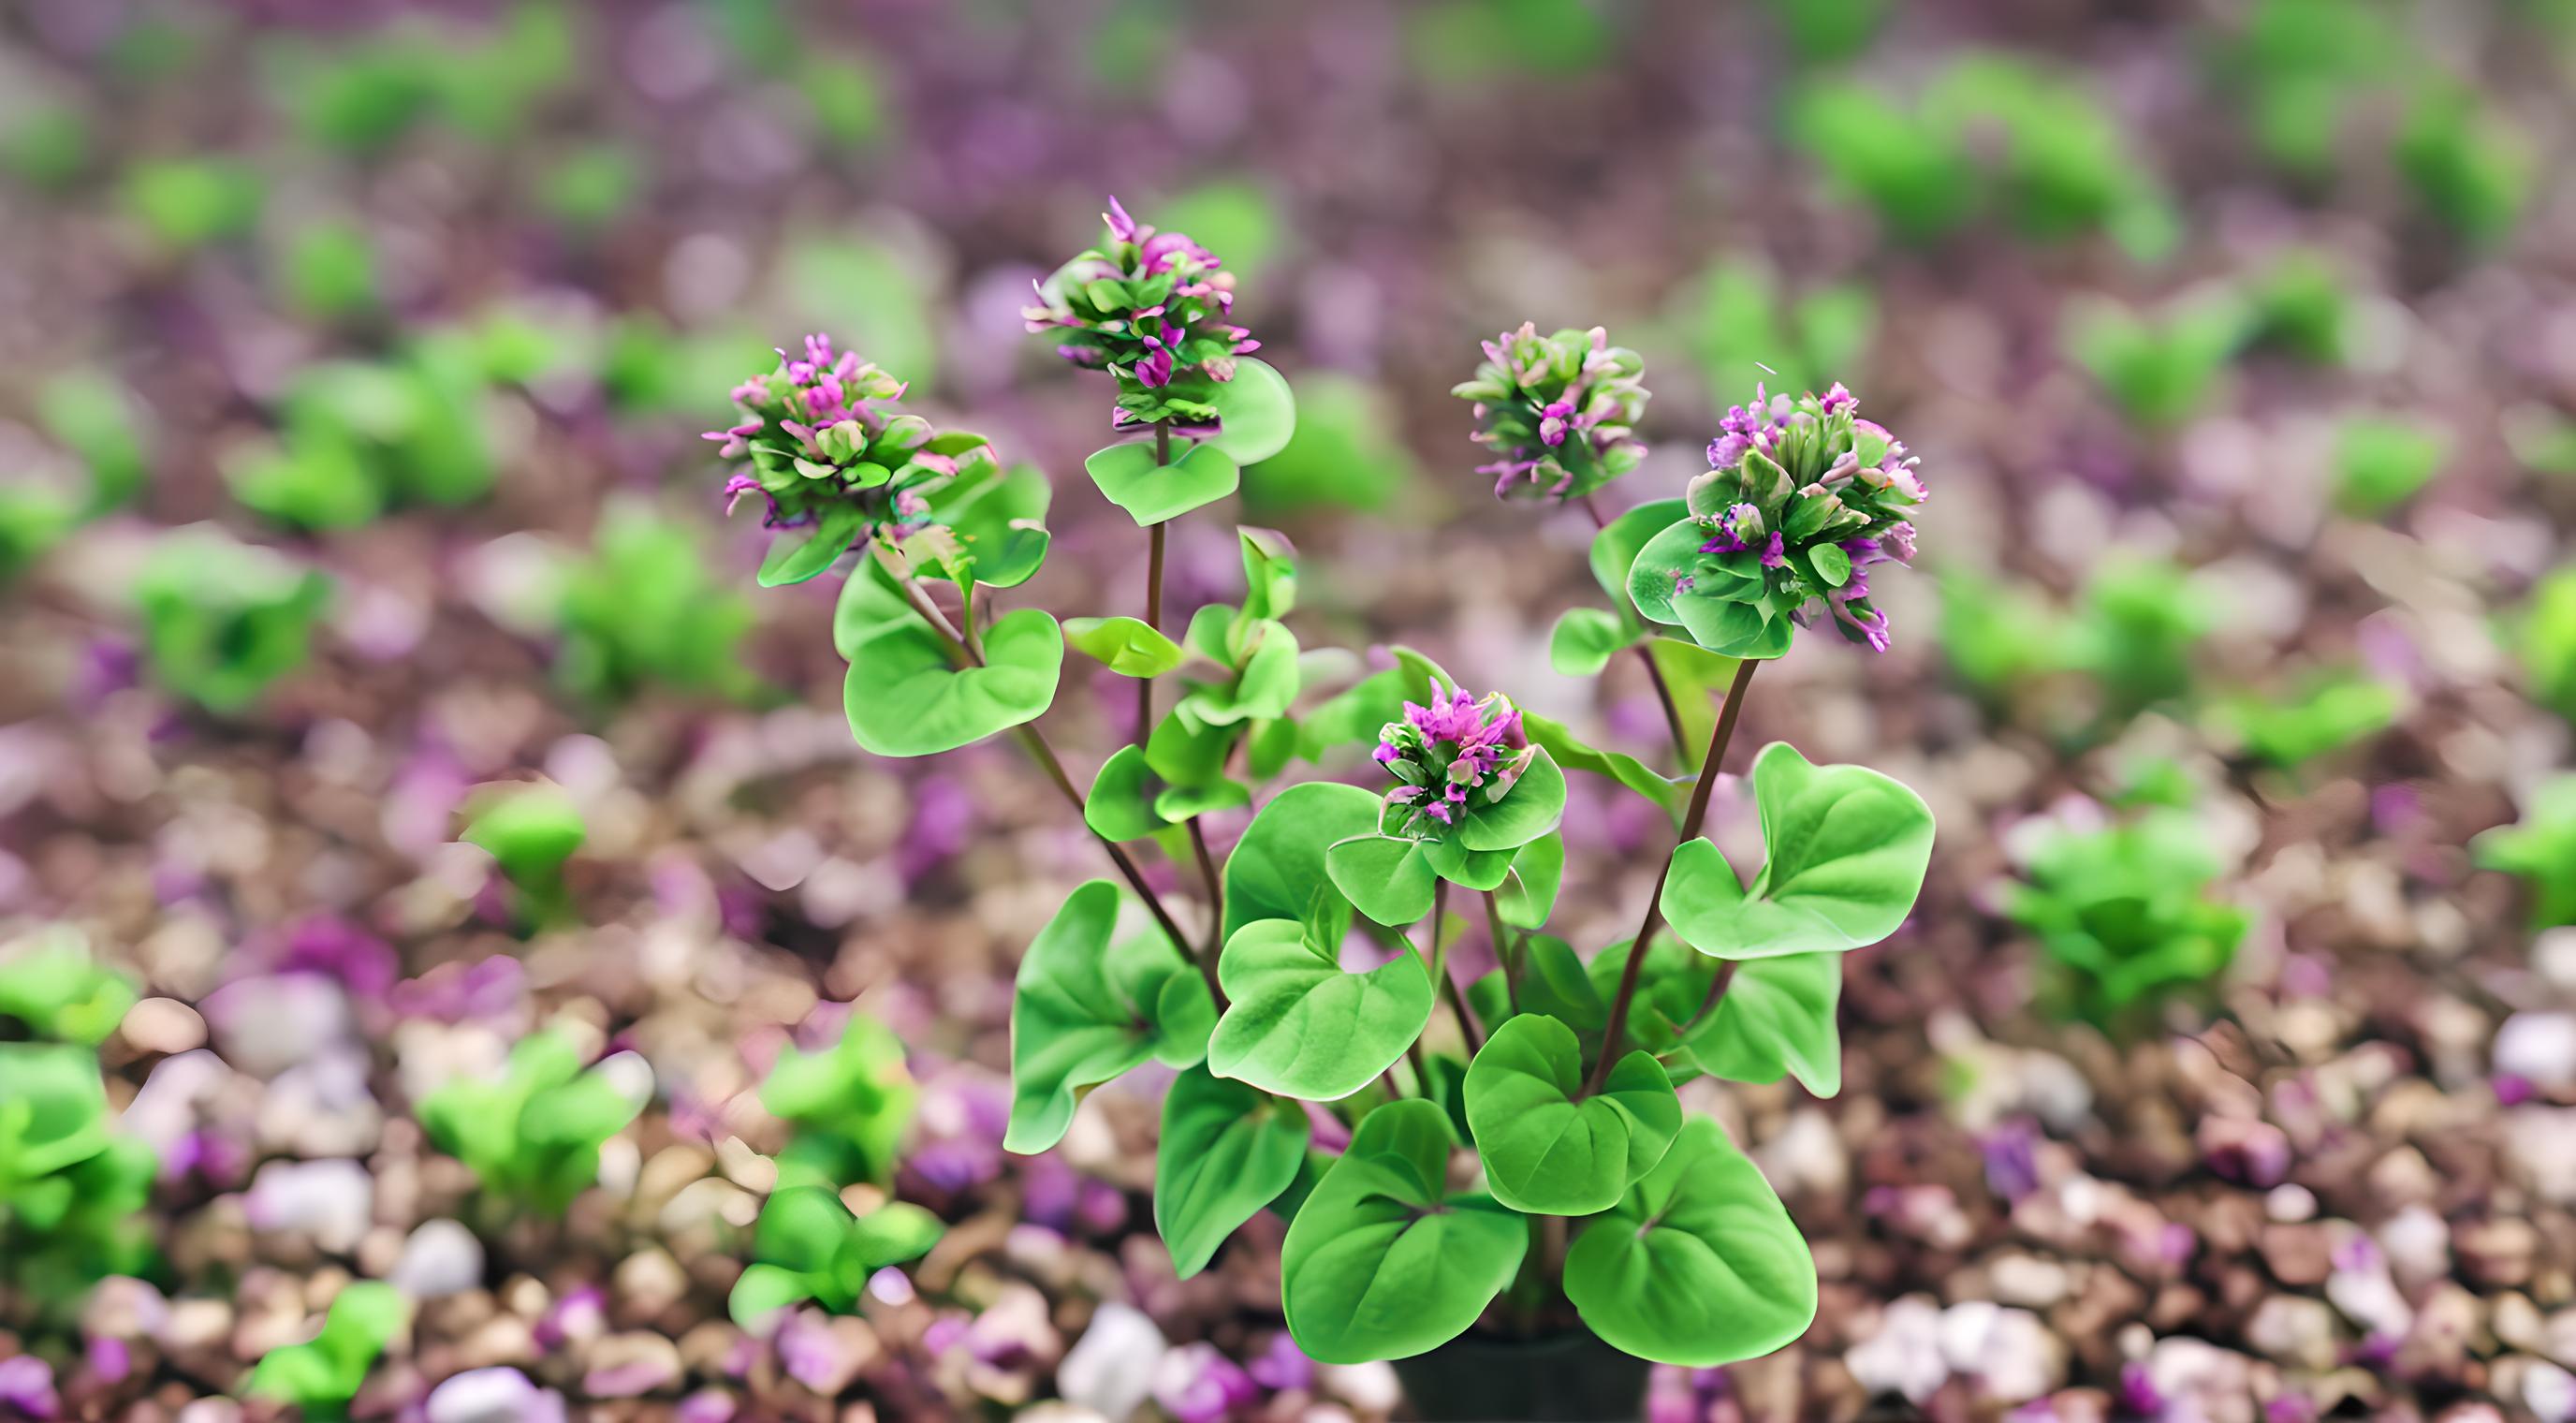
[1202,357,1297,465]
[839,583,1062,757]
[1686,954,1843,1097]
[1661,743,1933,959]
[1457,748,1566,852]
[1156,1065,1310,1278]
[1085,745,1177,842]
[1495,833,1564,930]
[1590,498,1689,629]
[728,1262,814,1331]
[754,1184,856,1273]
[1238,526,1298,623]
[926,461,1051,589]
[1180,616,1300,726]
[1464,1014,1680,1215]
[1325,835,1438,927]
[757,503,868,587]
[1223,782,1381,940]
[462,784,586,886]
[1063,615,1186,677]
[1280,1099,1527,1364]
[1085,440,1241,525]
[1522,712,1687,821]
[1005,882,1217,1153]
[849,1200,944,1269]
[1421,836,1518,891]
[1564,1118,1815,1367]
[1548,607,1634,677]
[1207,918,1433,1101]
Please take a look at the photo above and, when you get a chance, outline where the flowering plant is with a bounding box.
[712,205,1937,1390]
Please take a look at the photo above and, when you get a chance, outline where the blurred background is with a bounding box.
[2,0,2574,1418]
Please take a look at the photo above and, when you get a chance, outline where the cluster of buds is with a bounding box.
[1023,198,1261,433]
[1453,323,1651,501]
[1372,684,1534,838]
[705,333,992,543]
[1683,382,1923,652]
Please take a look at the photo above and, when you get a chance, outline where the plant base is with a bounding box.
[1391,1330,1652,1422]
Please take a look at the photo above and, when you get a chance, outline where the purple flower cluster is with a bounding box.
[1373,684,1534,837]
[1681,381,1925,653]
[1453,323,1650,501]
[704,332,992,545]
[1023,198,1260,433]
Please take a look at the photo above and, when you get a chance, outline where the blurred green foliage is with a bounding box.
[763,1014,918,1190]
[136,529,332,715]
[0,945,139,1047]
[2395,86,2534,246]
[554,507,765,705]
[1242,375,1414,517]
[121,157,265,250]
[2245,249,2353,366]
[2067,294,2248,432]
[1686,260,1875,414]
[2009,804,2249,1028]
[2333,415,2448,517]
[243,1284,407,1418]
[2475,776,2576,929]
[2516,566,2576,728]
[2210,668,2399,770]
[417,1030,643,1214]
[0,1040,157,1318]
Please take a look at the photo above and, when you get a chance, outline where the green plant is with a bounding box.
[2060,558,2215,715]
[0,1040,156,1314]
[2211,0,2398,177]
[713,228,1939,1374]
[763,1014,917,1190]
[120,157,265,250]
[461,783,587,926]
[39,370,153,513]
[2333,415,2449,517]
[242,1283,408,1419]
[2007,803,2250,1026]
[1684,259,1876,417]
[0,943,138,1046]
[553,506,765,705]
[726,1185,941,1332]
[2516,566,2576,726]
[2245,249,2353,366]
[2475,778,2576,929]
[230,347,496,528]
[2210,667,2400,769]
[0,487,77,582]
[417,1029,647,1214]
[134,528,331,715]
[2394,86,2533,246]
[2067,293,2248,432]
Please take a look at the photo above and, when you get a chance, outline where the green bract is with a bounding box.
[728,1185,941,1332]
[1004,881,1216,1154]
[1563,1119,1816,1366]
[1661,743,1935,960]
[1280,1100,1526,1364]
[417,1030,649,1213]
[243,1283,408,1420]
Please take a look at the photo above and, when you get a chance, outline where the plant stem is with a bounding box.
[1138,420,1171,738]
[1577,494,1689,764]
[894,574,1222,1005]
[1187,818,1224,955]
[1587,657,1759,1096]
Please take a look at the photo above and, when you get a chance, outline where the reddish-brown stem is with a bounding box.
[893,575,1222,1005]
[1587,657,1759,1095]
[1137,420,1171,738]
[1576,494,1689,762]
[1187,818,1224,955]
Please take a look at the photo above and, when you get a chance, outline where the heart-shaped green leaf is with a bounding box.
[1280,1099,1527,1364]
[1456,748,1565,853]
[1155,1065,1310,1279]
[841,598,1062,758]
[1207,918,1433,1102]
[928,461,1051,590]
[1223,782,1380,940]
[1325,834,1438,927]
[1084,744,1175,843]
[1420,835,1517,891]
[1547,607,1634,677]
[757,502,868,587]
[1085,439,1240,525]
[1686,953,1843,1096]
[1202,357,1297,465]
[1660,742,1934,958]
[1495,832,1564,929]
[1063,615,1186,677]
[1523,712,1688,821]
[1564,1118,1816,1366]
[1006,881,1218,1153]
[1179,615,1299,726]
[1464,1014,1681,1215]
[1591,499,1688,627]
[1625,519,1795,660]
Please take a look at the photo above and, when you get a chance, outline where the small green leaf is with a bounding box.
[1686,953,1843,1097]
[1420,836,1518,891]
[1063,615,1187,677]
[1457,747,1566,852]
[1180,616,1299,726]
[839,579,1062,757]
[1238,526,1298,623]
[1223,782,1380,940]
[1548,607,1633,677]
[1202,357,1297,465]
[1495,832,1565,930]
[1464,1014,1681,1215]
[1006,882,1217,1153]
[1325,835,1439,927]
[1590,498,1689,629]
[728,1262,814,1331]
[1659,743,1934,959]
[1522,711,1688,821]
[1280,1099,1526,1364]
[463,784,586,886]
[757,503,868,587]
[1086,440,1241,525]
[1207,918,1433,1101]
[1564,1118,1816,1367]
[1156,1065,1310,1278]
[927,462,1051,589]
